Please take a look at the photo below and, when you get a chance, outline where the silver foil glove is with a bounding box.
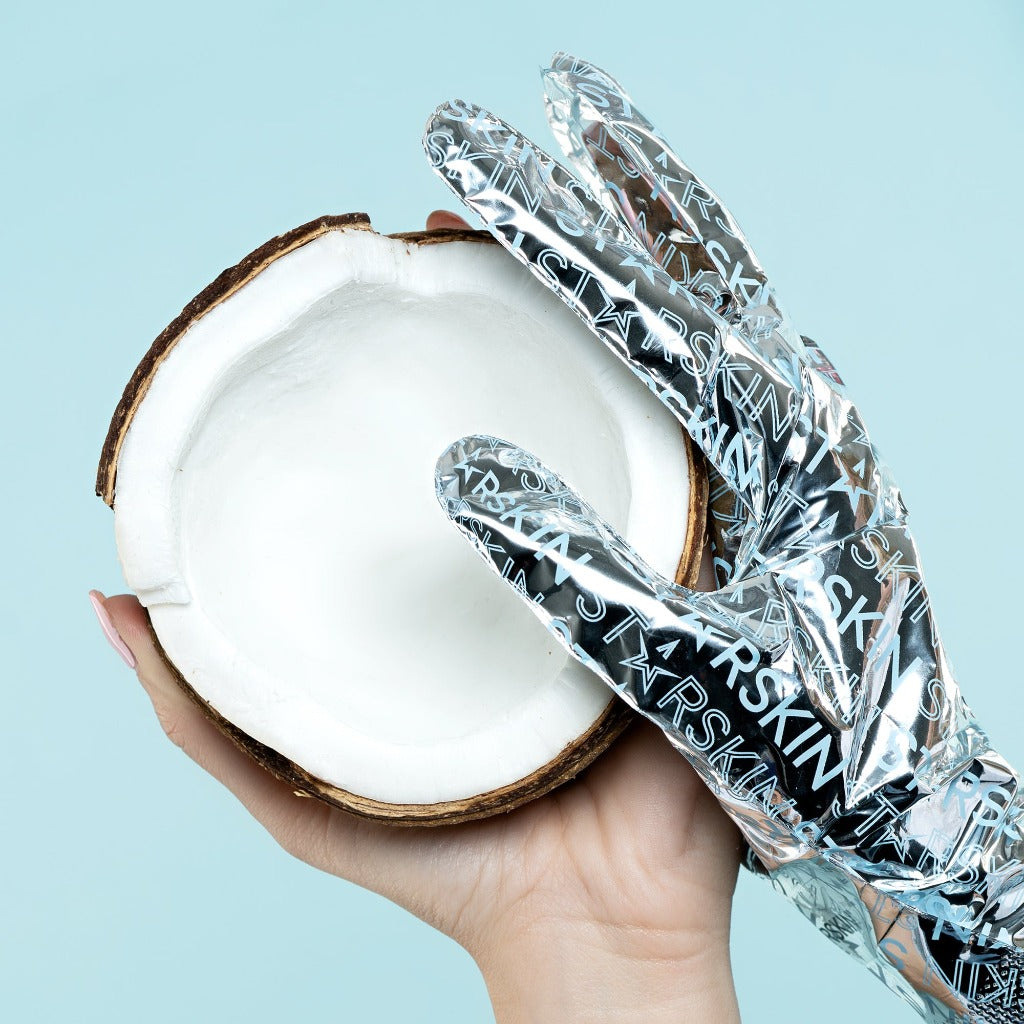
[424,54,1024,1023]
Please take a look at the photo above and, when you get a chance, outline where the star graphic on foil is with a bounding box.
[590,279,680,360]
[826,457,874,513]
[618,250,659,286]
[846,419,872,449]
[452,456,483,485]
[620,633,679,696]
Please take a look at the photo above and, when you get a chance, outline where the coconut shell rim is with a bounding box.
[96,214,496,504]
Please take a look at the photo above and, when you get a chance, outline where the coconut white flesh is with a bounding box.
[113,227,693,805]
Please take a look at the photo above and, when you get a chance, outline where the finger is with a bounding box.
[544,52,802,356]
[543,53,737,316]
[423,102,795,513]
[92,592,453,903]
[542,56,801,578]
[423,99,714,410]
[425,209,472,230]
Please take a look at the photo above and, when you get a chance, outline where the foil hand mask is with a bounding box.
[427,53,1024,1023]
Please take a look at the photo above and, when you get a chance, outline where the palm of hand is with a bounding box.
[104,589,739,965]
[396,720,741,959]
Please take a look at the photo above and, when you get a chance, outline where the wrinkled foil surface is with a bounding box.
[424,54,1024,1022]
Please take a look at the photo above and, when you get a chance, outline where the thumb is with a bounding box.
[89,590,334,855]
[436,434,706,695]
[437,437,804,844]
[87,591,417,896]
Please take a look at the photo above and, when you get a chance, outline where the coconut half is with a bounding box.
[97,214,706,824]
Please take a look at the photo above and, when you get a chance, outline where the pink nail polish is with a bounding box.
[89,591,136,668]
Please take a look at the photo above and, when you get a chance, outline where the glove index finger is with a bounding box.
[424,99,644,259]
[424,102,795,516]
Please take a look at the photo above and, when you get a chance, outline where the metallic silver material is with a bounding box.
[425,54,1024,1022]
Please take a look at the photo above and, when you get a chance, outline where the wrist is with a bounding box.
[473,914,739,1024]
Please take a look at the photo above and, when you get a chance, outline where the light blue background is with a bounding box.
[4,1,1022,1020]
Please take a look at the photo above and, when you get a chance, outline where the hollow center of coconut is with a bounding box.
[113,226,695,809]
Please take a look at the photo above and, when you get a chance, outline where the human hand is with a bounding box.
[89,210,745,1024]
[423,54,1024,1023]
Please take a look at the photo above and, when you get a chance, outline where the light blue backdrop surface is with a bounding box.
[3,1,1022,1021]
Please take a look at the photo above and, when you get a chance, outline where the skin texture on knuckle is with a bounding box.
[265,809,321,864]
[151,697,191,750]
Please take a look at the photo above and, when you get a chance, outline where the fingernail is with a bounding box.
[88,590,136,668]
